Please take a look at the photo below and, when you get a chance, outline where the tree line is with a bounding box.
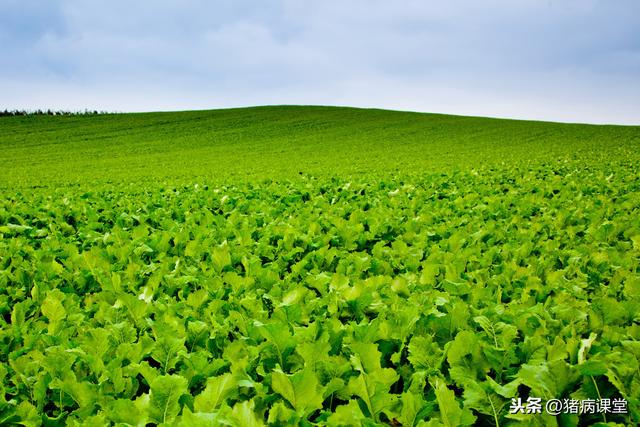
[0,109,112,117]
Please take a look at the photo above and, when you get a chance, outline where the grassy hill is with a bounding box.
[1,105,638,187]
[1,106,640,425]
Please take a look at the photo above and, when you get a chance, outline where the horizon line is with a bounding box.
[1,104,638,127]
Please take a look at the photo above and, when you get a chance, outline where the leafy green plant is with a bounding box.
[1,106,638,425]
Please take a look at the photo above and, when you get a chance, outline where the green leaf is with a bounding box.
[194,372,238,412]
[400,391,430,427]
[516,361,579,399]
[459,379,505,426]
[212,241,232,273]
[13,401,41,426]
[105,398,149,426]
[326,400,367,426]
[347,342,399,421]
[151,329,186,374]
[433,377,476,427]
[577,332,597,365]
[408,335,443,373]
[255,320,296,368]
[178,407,223,427]
[266,400,297,425]
[271,367,324,417]
[229,399,264,427]
[446,330,488,386]
[447,330,481,367]
[623,275,640,298]
[149,375,188,425]
[0,223,31,235]
[49,372,96,410]
[485,376,521,399]
[41,290,66,334]
[10,300,29,329]
[296,339,332,372]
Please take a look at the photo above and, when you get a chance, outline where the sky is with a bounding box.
[1,0,639,124]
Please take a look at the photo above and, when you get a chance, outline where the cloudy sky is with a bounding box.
[1,0,638,124]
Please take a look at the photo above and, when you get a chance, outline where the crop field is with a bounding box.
[1,106,639,426]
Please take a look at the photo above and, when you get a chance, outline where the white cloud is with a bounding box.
[1,0,638,124]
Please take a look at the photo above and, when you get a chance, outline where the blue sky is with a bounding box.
[1,0,638,124]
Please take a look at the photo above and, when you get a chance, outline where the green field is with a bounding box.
[1,106,639,426]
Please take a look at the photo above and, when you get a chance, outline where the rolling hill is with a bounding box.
[1,105,638,187]
[1,106,639,425]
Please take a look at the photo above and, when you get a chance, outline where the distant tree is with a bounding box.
[0,109,116,117]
